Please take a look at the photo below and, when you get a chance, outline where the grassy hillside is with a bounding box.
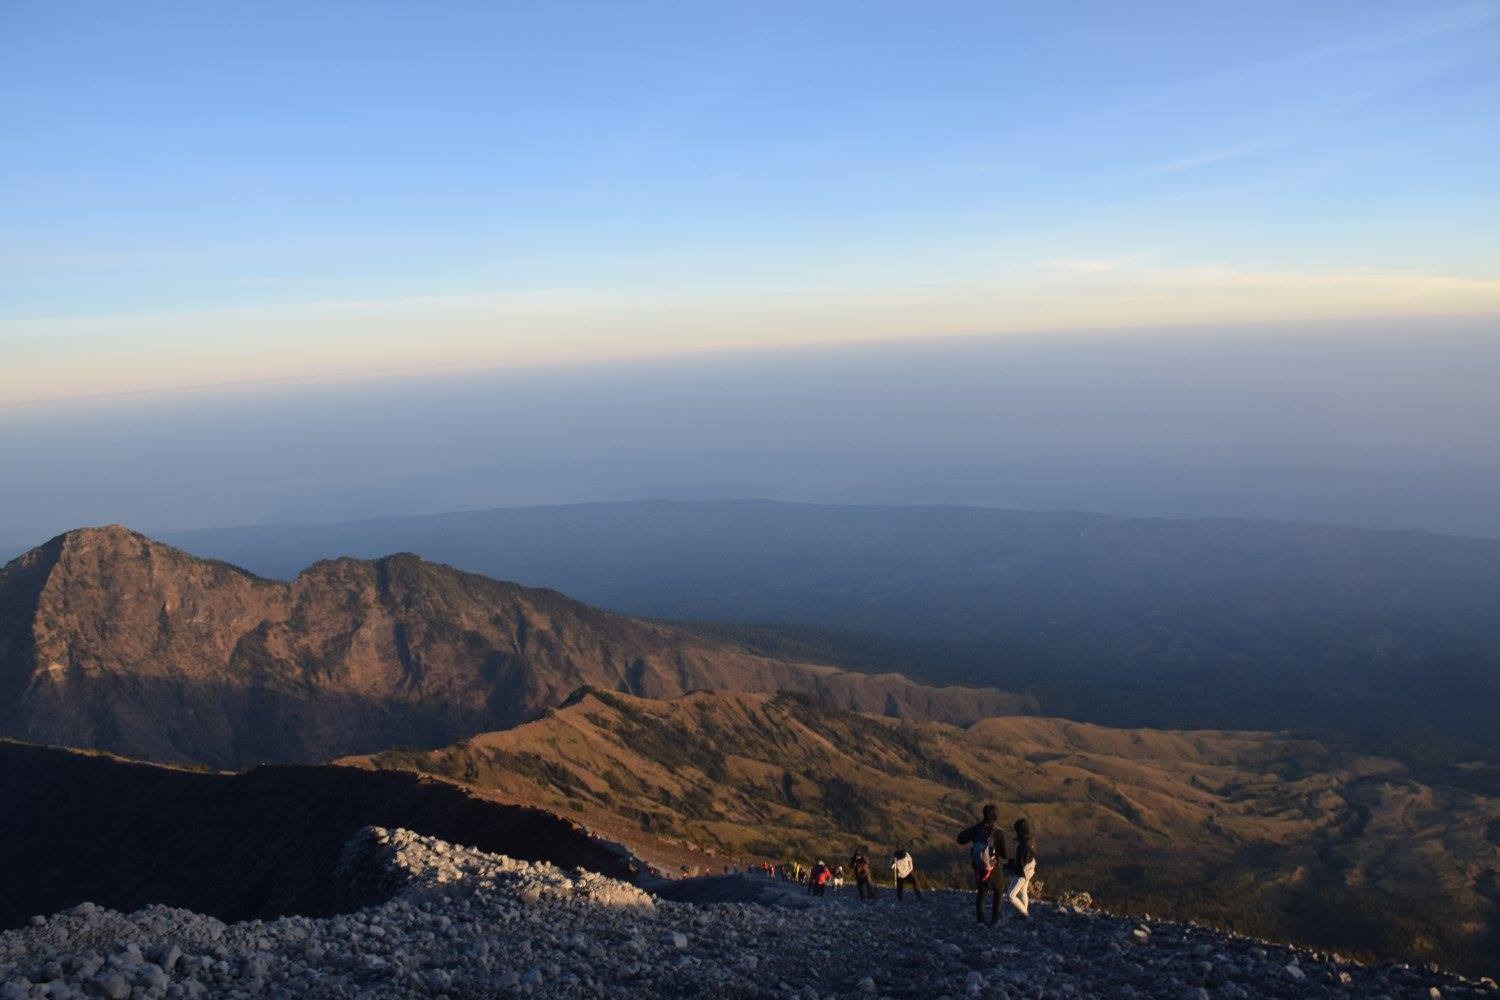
[348,688,1500,974]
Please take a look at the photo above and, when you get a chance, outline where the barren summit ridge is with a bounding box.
[0,527,1032,767]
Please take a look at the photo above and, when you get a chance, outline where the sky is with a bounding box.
[3,0,1499,405]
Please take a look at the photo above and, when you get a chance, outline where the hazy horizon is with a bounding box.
[4,315,1498,550]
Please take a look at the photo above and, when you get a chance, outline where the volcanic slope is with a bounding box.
[348,687,1500,974]
[4,826,1494,999]
[0,527,1030,768]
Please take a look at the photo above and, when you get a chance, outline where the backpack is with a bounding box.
[970,835,996,883]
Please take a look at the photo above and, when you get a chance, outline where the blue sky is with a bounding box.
[2,0,1498,403]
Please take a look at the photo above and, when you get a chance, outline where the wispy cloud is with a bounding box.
[1145,142,1266,175]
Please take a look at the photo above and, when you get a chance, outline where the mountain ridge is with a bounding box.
[117,498,1500,764]
[0,525,1033,768]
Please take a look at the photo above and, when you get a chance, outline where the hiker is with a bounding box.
[808,859,833,896]
[832,864,845,890]
[957,804,1009,925]
[850,847,876,900]
[1005,818,1037,918]
[890,847,922,901]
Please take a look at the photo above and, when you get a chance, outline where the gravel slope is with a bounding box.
[2,828,1495,999]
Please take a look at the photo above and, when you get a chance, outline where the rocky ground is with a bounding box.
[2,828,1495,999]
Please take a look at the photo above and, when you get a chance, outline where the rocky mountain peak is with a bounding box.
[0,527,1033,768]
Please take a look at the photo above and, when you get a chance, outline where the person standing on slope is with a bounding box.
[850,846,876,900]
[1005,818,1037,918]
[957,804,1009,925]
[890,847,922,901]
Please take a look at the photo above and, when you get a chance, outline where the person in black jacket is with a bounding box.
[850,847,876,900]
[956,804,1010,925]
[1005,818,1037,917]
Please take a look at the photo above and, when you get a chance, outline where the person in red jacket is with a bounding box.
[807,860,833,897]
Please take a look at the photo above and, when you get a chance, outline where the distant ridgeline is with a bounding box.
[153,500,1500,773]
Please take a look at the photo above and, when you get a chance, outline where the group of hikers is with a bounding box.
[959,805,1037,924]
[751,805,1037,923]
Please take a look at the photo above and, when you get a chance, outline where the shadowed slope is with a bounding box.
[0,740,633,930]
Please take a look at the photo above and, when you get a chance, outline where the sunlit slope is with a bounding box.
[349,688,1500,972]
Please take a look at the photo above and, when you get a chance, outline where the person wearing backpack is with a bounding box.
[850,847,876,900]
[889,847,922,901]
[956,804,1009,925]
[1005,818,1037,918]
